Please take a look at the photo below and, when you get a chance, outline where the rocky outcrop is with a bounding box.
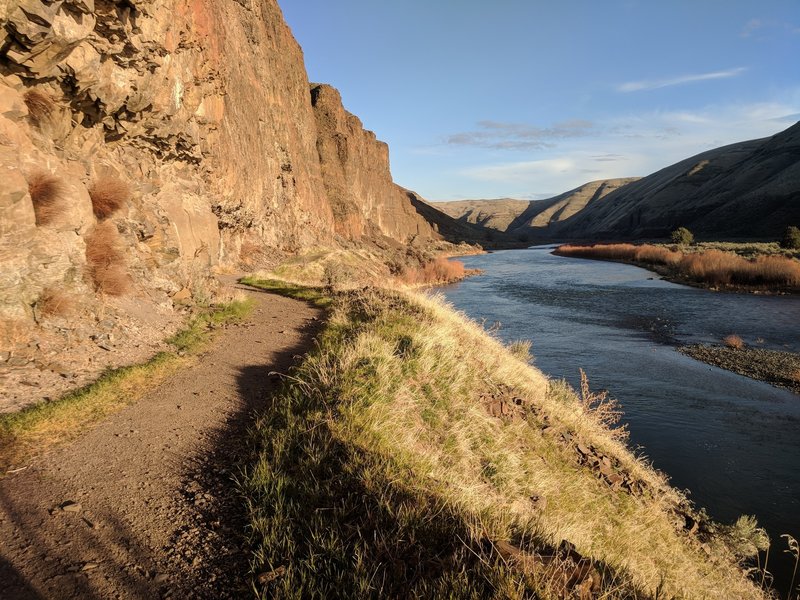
[0,0,457,410]
[310,84,434,242]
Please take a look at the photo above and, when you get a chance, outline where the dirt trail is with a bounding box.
[0,288,322,599]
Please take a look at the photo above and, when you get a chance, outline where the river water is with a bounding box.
[434,247,800,588]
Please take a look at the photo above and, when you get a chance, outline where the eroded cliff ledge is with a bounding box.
[0,0,452,410]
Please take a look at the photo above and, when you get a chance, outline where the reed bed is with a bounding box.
[555,244,800,290]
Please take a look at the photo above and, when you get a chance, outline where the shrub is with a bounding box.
[723,334,744,349]
[27,171,66,226]
[400,258,466,285]
[780,225,800,250]
[36,287,75,318]
[85,221,130,295]
[671,227,694,246]
[88,175,130,220]
[556,243,800,289]
[23,89,56,126]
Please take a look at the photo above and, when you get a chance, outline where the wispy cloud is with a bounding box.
[442,97,799,200]
[617,67,747,93]
[445,119,595,150]
[741,18,800,38]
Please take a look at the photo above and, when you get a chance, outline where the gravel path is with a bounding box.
[0,287,322,599]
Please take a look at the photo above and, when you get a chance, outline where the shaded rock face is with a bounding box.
[310,84,435,242]
[0,0,448,410]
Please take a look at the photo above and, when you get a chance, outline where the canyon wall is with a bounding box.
[0,0,449,410]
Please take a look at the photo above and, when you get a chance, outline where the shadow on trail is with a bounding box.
[170,292,325,598]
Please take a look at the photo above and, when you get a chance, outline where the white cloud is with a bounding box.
[444,98,800,200]
[617,67,747,93]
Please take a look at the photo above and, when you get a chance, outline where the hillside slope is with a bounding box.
[432,198,530,231]
[508,178,639,235]
[431,178,638,239]
[552,122,800,240]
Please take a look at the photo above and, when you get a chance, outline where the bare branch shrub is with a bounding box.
[579,368,628,441]
[723,334,744,350]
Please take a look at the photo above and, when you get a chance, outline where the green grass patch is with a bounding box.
[241,288,767,599]
[0,298,253,473]
[240,276,332,307]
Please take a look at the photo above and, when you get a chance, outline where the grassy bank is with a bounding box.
[250,246,477,289]
[0,298,253,472]
[241,280,768,599]
[554,243,800,293]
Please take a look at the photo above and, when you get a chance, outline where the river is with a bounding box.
[434,246,800,590]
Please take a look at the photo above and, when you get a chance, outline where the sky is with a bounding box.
[281,1,800,201]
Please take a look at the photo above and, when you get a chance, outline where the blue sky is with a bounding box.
[281,1,800,200]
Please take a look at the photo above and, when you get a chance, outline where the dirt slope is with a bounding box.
[0,289,322,599]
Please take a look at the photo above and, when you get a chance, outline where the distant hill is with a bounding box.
[506,178,639,235]
[551,121,800,240]
[432,121,800,242]
[431,198,530,232]
[430,178,638,238]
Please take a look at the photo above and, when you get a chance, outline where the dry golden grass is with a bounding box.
[243,281,768,599]
[85,221,130,295]
[27,171,67,226]
[88,175,130,220]
[23,89,56,126]
[556,243,800,290]
[399,257,467,285]
[36,287,76,318]
[723,334,745,349]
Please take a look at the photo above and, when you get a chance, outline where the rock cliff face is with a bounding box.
[0,0,451,410]
[310,84,435,242]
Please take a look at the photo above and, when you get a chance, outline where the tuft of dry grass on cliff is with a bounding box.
[35,287,76,319]
[84,221,130,295]
[241,281,768,599]
[399,257,467,285]
[555,243,800,291]
[27,171,67,226]
[88,175,130,220]
[23,89,56,126]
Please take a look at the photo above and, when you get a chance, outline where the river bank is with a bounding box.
[434,247,800,594]
[241,277,769,599]
[679,344,800,395]
[552,243,800,294]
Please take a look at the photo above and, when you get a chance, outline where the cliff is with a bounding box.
[0,0,458,410]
